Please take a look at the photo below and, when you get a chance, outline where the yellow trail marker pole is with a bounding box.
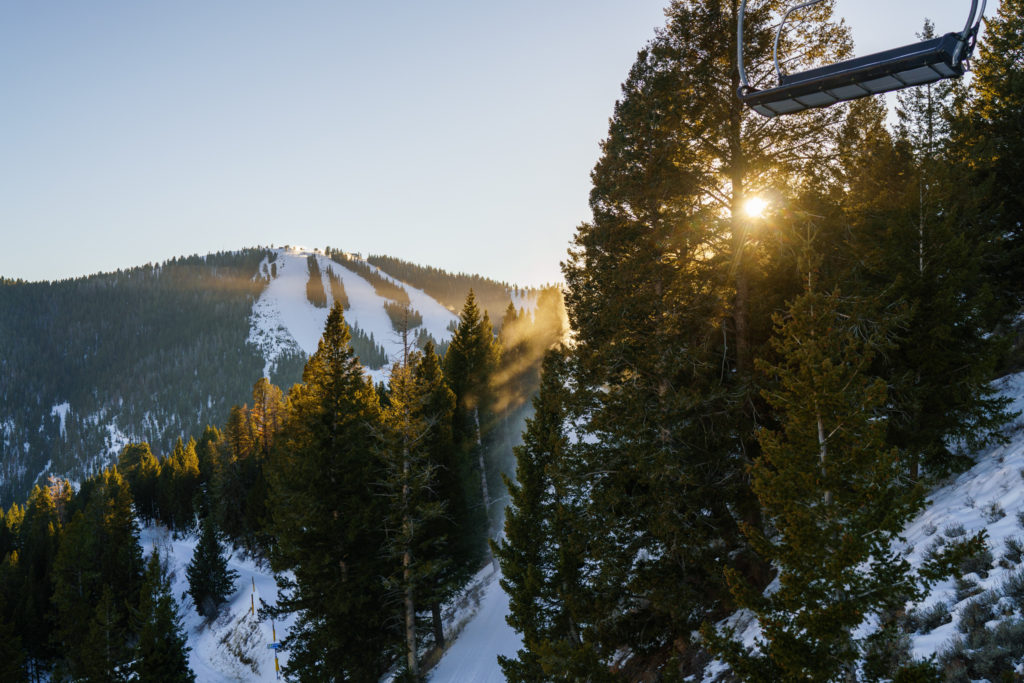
[271,619,280,679]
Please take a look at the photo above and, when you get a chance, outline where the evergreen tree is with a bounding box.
[0,595,26,683]
[841,85,1011,477]
[212,379,283,555]
[135,551,195,682]
[950,0,1024,325]
[326,265,350,310]
[157,438,201,530]
[118,442,161,522]
[79,585,133,682]
[549,0,852,674]
[443,289,500,544]
[249,377,285,459]
[704,280,925,680]
[186,510,239,620]
[267,302,394,680]
[51,468,143,680]
[497,350,603,681]
[410,340,472,650]
[379,346,445,680]
[214,404,253,545]
[896,20,957,166]
[306,254,328,308]
[195,425,222,488]
[12,485,60,676]
[0,505,14,560]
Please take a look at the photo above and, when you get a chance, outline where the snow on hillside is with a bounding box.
[702,372,1024,679]
[139,524,294,683]
[248,247,459,383]
[145,519,519,682]
[50,402,70,439]
[359,260,462,345]
[900,372,1024,664]
[433,376,1024,682]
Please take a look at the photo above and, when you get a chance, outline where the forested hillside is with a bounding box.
[0,250,271,505]
[0,247,535,507]
[2,0,1022,680]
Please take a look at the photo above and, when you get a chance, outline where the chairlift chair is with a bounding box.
[737,0,986,117]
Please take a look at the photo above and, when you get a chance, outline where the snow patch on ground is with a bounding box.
[428,564,522,682]
[139,524,294,683]
[248,248,331,378]
[31,460,53,487]
[141,518,521,682]
[50,402,70,439]
[358,261,459,345]
[899,372,1024,661]
[105,419,131,459]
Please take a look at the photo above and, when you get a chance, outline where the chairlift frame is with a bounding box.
[737,0,986,117]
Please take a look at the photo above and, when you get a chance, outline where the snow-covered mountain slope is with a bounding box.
[248,247,459,383]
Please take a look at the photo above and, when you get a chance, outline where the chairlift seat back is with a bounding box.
[741,32,966,117]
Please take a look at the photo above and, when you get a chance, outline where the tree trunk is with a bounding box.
[403,443,419,679]
[404,549,417,679]
[432,602,445,650]
[817,409,832,506]
[474,408,499,571]
[474,408,491,530]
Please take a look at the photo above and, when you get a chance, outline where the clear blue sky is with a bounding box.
[0,1,994,286]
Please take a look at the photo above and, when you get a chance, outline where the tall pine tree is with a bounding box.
[497,349,603,680]
[410,340,473,651]
[443,290,500,547]
[948,0,1024,361]
[267,301,394,680]
[379,341,446,680]
[51,468,143,680]
[556,2,849,673]
[135,550,195,682]
[704,254,925,679]
[186,509,239,620]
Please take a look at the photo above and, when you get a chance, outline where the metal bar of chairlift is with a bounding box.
[773,0,828,84]
[737,0,986,117]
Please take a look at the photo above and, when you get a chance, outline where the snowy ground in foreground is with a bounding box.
[139,525,292,683]
[428,564,521,682]
[143,520,519,682]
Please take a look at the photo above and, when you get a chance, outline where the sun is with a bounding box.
[743,195,769,219]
